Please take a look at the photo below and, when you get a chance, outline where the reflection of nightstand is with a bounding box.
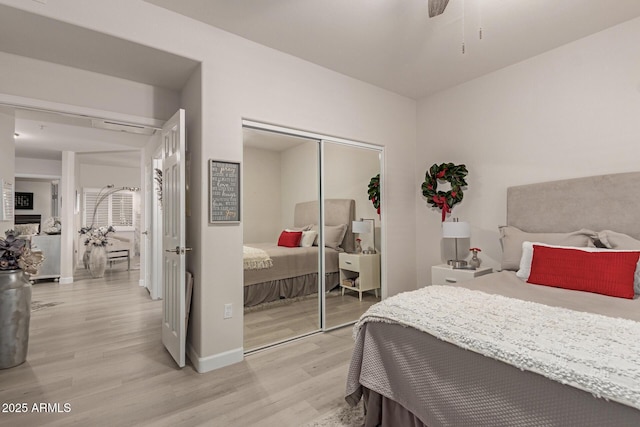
[431,264,492,286]
[339,253,380,301]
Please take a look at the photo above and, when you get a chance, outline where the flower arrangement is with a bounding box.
[355,237,363,253]
[0,231,45,274]
[80,226,115,247]
[469,247,482,269]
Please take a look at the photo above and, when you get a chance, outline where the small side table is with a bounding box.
[339,253,381,301]
[431,264,492,286]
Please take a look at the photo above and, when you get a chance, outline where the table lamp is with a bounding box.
[352,218,375,254]
[442,219,470,269]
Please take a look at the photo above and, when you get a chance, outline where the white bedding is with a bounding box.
[243,245,273,270]
[355,284,640,411]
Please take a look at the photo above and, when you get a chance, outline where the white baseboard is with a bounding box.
[138,279,145,287]
[187,342,243,373]
[59,276,73,284]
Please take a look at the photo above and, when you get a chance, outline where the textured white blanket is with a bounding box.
[243,246,273,270]
[355,285,640,410]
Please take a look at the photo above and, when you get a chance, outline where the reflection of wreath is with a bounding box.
[368,174,380,215]
[421,163,468,221]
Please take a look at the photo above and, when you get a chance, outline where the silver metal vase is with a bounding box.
[0,269,32,369]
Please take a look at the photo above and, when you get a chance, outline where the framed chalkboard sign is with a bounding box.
[209,159,241,223]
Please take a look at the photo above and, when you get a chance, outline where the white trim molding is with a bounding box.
[59,276,73,285]
[187,343,243,373]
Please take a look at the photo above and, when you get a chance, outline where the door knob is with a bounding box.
[165,246,193,254]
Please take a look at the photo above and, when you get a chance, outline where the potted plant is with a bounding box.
[0,230,44,369]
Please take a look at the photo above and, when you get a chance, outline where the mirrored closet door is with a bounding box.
[242,127,321,352]
[242,121,385,352]
[322,141,382,329]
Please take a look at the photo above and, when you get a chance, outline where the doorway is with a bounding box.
[8,105,154,282]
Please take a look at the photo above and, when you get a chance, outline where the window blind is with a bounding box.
[83,189,135,231]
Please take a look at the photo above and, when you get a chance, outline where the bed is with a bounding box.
[243,199,355,307]
[346,172,640,426]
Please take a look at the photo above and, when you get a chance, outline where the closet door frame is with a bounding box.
[241,119,386,333]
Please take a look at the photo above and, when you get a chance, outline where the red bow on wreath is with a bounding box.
[431,195,450,221]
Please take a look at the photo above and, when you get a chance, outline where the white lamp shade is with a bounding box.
[352,219,373,234]
[442,221,470,238]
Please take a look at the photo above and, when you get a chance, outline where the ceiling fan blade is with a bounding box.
[428,0,450,18]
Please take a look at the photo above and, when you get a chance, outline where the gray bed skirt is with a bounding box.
[348,321,640,427]
[244,272,340,307]
[362,388,424,427]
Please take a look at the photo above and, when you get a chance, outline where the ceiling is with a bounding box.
[14,109,151,168]
[145,0,640,98]
[0,4,199,91]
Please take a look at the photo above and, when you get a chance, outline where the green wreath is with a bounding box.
[368,174,380,215]
[421,163,468,221]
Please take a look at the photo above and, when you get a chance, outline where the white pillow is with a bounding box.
[299,230,317,247]
[285,224,312,232]
[309,224,348,251]
[517,241,640,294]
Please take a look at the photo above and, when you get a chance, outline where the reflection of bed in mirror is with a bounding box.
[243,199,355,307]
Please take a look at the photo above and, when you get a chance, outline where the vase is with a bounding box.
[0,269,32,369]
[469,252,481,269]
[89,245,108,278]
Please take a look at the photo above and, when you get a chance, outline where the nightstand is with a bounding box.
[339,252,381,301]
[431,264,492,286]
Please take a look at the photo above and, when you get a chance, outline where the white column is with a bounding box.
[0,108,15,233]
[59,151,76,284]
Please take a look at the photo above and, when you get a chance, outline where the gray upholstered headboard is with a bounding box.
[293,199,356,253]
[507,172,640,240]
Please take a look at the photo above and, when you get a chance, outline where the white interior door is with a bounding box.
[161,108,187,368]
[143,163,152,294]
[151,154,163,300]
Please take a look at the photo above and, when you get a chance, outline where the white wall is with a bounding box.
[0,51,179,121]
[1,0,418,373]
[14,178,52,221]
[280,142,319,229]
[0,108,14,233]
[15,157,62,178]
[416,16,640,286]
[324,143,380,218]
[242,146,282,243]
[244,141,380,249]
[79,163,141,189]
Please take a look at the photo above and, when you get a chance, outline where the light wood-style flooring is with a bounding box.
[0,269,355,426]
[244,290,379,351]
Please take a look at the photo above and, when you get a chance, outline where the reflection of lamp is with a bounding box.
[442,219,470,269]
[90,184,140,229]
[352,218,375,254]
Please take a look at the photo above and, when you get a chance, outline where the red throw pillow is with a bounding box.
[527,245,640,299]
[277,231,302,248]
